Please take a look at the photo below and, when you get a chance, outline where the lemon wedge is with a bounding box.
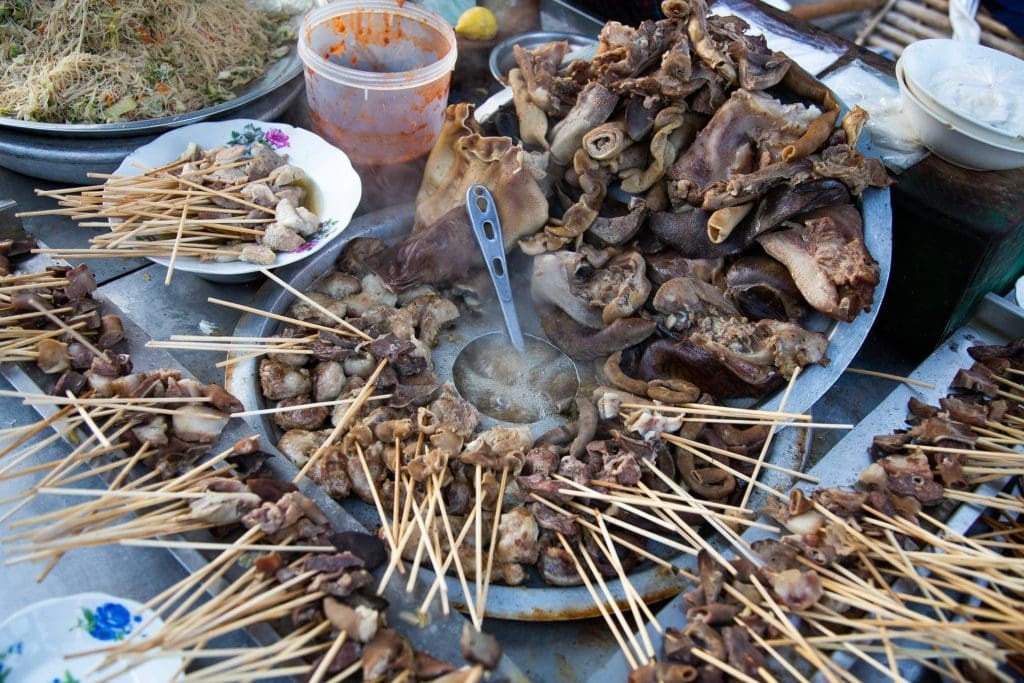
[455,6,498,41]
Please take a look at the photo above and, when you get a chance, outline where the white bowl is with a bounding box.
[112,118,362,283]
[900,68,1024,152]
[900,39,1024,144]
[896,62,1024,171]
[0,592,180,682]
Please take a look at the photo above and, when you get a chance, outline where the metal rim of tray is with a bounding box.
[227,203,824,621]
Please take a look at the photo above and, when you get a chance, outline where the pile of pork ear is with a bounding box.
[372,0,887,400]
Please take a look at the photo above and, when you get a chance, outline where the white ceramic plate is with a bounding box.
[0,592,181,682]
[112,118,362,282]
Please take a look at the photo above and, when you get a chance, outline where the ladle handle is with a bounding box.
[465,184,526,354]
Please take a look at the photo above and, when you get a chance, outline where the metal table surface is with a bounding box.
[0,163,922,683]
[0,9,927,681]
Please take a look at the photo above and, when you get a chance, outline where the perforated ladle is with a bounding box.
[465,184,527,354]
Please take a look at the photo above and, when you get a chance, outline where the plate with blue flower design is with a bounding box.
[0,592,181,682]
[111,118,362,283]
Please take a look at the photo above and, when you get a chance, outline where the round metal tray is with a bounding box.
[227,203,820,620]
[0,1,310,138]
[0,76,304,184]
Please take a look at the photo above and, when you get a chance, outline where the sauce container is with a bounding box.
[298,0,457,165]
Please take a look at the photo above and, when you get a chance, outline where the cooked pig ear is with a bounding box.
[725,255,807,322]
[745,178,850,239]
[513,40,569,114]
[729,40,791,91]
[758,204,879,322]
[532,250,650,328]
[413,134,548,249]
[780,62,841,161]
[589,200,647,247]
[417,102,480,208]
[509,68,549,149]
[540,306,655,361]
[582,120,628,160]
[841,105,869,147]
[706,202,753,244]
[548,82,619,166]
[639,337,782,399]
[687,0,737,83]
[621,107,699,194]
[522,148,607,253]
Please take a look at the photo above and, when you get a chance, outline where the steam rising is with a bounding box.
[453,332,578,424]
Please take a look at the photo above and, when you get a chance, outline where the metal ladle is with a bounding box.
[452,184,581,427]
[465,184,526,354]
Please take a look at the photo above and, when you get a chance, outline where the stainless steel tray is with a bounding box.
[228,204,813,621]
[589,291,1024,682]
[0,249,530,682]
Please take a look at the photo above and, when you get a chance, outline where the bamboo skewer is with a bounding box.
[165,188,192,286]
[740,366,799,513]
[593,511,662,641]
[294,358,387,483]
[259,268,372,342]
[555,485,781,531]
[231,394,391,417]
[529,494,696,582]
[473,463,483,628]
[28,299,107,359]
[844,367,936,389]
[555,533,641,670]
[661,433,819,483]
[478,467,509,617]
[208,297,360,339]
[421,497,478,619]
[618,402,811,421]
[574,529,650,665]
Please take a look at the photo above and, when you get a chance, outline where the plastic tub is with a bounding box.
[298,0,457,166]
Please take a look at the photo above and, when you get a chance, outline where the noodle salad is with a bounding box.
[0,0,295,124]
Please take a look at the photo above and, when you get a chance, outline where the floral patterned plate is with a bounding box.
[0,592,180,682]
[111,118,362,283]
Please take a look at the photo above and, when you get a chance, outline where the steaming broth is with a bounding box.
[453,334,578,424]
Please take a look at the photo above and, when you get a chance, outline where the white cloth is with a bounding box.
[949,0,982,44]
[823,61,930,172]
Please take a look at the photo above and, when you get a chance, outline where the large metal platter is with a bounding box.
[0,242,529,681]
[0,1,311,138]
[0,76,304,184]
[227,204,814,621]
